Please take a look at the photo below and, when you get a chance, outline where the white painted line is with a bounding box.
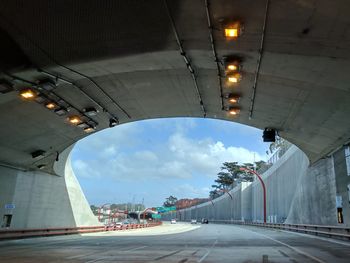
[122,245,148,252]
[68,252,96,260]
[198,239,218,263]
[245,228,326,263]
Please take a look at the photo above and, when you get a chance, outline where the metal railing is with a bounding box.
[210,220,350,240]
[0,222,162,240]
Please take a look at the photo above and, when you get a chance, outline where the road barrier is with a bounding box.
[210,220,350,241]
[0,222,162,240]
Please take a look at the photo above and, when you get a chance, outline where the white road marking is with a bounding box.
[244,228,326,263]
[123,245,148,251]
[198,239,218,263]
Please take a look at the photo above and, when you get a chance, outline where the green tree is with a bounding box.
[90,205,98,215]
[163,195,178,207]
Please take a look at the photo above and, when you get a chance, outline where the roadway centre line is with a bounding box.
[243,227,326,263]
[198,239,218,263]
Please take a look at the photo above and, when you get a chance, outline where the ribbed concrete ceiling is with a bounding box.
[0,0,350,174]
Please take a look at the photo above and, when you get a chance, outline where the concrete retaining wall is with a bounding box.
[0,146,98,229]
[164,145,342,226]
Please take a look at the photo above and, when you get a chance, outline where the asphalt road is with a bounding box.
[1,222,350,263]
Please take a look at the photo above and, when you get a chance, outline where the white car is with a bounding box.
[191,219,197,224]
[171,219,177,224]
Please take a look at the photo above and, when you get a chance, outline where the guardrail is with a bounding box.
[210,220,350,241]
[0,222,162,240]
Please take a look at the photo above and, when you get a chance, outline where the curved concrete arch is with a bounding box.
[0,0,350,174]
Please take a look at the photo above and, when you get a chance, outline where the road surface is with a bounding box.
[1,222,350,262]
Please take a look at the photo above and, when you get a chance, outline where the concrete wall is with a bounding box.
[0,147,98,229]
[164,145,344,226]
[333,146,350,225]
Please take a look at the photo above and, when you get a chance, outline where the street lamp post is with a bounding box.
[240,167,267,224]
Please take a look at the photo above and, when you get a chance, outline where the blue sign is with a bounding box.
[5,204,15,209]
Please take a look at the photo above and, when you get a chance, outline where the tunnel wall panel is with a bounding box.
[164,146,342,226]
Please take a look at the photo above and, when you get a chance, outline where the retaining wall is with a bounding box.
[0,146,98,229]
[164,145,343,226]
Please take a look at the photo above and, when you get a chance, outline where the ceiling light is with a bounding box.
[224,94,240,103]
[226,107,240,116]
[34,95,47,104]
[109,118,119,128]
[83,107,98,116]
[227,73,242,84]
[19,88,36,99]
[224,22,243,39]
[84,126,96,133]
[227,64,238,71]
[68,115,82,125]
[45,102,57,110]
[225,59,241,73]
[77,122,90,129]
[54,107,68,116]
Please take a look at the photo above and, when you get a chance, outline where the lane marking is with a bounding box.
[154,249,182,261]
[123,245,148,252]
[244,228,326,263]
[198,239,218,263]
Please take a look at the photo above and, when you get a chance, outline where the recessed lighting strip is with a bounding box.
[6,73,98,129]
[163,0,207,118]
[248,0,270,120]
[204,0,224,110]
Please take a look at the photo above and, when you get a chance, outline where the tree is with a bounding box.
[254,160,267,171]
[90,205,99,215]
[163,195,178,207]
[209,189,221,199]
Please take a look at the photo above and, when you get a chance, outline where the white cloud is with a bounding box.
[172,184,211,199]
[72,121,265,182]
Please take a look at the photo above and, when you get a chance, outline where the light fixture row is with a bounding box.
[19,82,97,133]
[223,21,244,117]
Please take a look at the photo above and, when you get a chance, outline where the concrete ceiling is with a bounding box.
[0,0,350,174]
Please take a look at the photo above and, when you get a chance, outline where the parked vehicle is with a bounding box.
[191,219,197,224]
[201,218,209,224]
[171,219,177,224]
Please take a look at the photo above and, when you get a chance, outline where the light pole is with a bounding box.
[240,167,266,224]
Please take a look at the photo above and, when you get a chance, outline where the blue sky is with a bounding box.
[71,118,269,207]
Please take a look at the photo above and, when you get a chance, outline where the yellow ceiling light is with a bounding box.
[224,22,243,39]
[225,28,238,38]
[19,89,36,99]
[45,102,57,110]
[84,126,96,133]
[227,64,238,71]
[68,115,82,125]
[228,107,240,116]
[227,73,242,84]
[225,94,240,103]
[225,59,241,73]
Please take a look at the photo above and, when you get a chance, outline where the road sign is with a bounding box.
[4,204,15,209]
[156,206,176,213]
